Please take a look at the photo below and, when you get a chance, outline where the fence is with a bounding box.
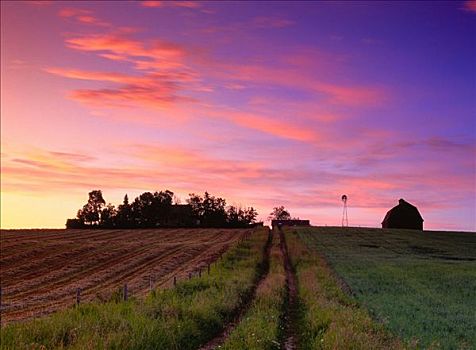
[0,230,254,320]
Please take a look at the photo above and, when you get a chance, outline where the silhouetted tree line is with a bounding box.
[66,190,258,229]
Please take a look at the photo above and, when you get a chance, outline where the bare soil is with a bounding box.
[278,228,298,350]
[0,228,250,324]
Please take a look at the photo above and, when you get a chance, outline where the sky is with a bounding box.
[1,1,475,231]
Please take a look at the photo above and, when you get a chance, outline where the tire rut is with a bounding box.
[198,229,273,350]
[279,227,299,350]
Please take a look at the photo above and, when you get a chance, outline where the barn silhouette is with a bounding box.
[382,199,424,230]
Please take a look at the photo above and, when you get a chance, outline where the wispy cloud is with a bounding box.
[202,15,294,34]
[46,67,196,109]
[140,1,202,9]
[462,0,476,13]
[46,25,206,109]
[25,1,53,6]
[59,7,111,27]
[1,144,266,200]
[203,60,388,107]
[64,32,188,71]
[3,132,474,229]
[2,1,473,230]
[140,1,162,7]
[252,16,295,29]
[47,6,386,133]
[228,112,319,142]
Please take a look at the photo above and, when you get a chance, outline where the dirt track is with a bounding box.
[0,228,249,324]
[279,228,298,350]
[199,228,272,350]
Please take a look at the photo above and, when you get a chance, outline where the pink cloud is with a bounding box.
[66,35,148,60]
[463,0,476,13]
[2,137,474,230]
[71,85,188,109]
[46,28,208,110]
[140,1,163,7]
[202,15,294,35]
[174,1,201,9]
[1,145,266,203]
[252,16,295,29]
[49,13,387,125]
[140,1,201,9]
[46,67,194,108]
[64,33,189,71]
[229,112,319,142]
[204,61,388,107]
[45,67,141,84]
[49,151,96,163]
[313,82,386,106]
[25,1,53,6]
[58,7,110,27]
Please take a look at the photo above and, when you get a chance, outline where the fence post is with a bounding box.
[198,269,202,278]
[123,284,128,301]
[173,276,177,286]
[76,287,81,306]
[188,272,192,280]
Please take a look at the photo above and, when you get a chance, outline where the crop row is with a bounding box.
[0,228,269,349]
[284,229,402,350]
[220,229,286,349]
[1,228,247,324]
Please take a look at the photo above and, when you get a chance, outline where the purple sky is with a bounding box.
[1,1,475,230]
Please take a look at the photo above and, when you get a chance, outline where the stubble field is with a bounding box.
[0,228,250,325]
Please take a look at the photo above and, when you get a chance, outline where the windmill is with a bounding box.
[341,195,348,227]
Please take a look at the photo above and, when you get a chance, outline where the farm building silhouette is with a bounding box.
[382,199,424,230]
[271,219,310,229]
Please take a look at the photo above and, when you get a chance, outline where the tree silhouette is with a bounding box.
[77,190,106,226]
[130,190,174,227]
[226,206,258,227]
[202,192,227,227]
[188,192,228,227]
[244,207,258,224]
[68,189,259,229]
[101,203,117,228]
[65,218,84,228]
[187,193,204,224]
[268,206,291,221]
[116,194,133,228]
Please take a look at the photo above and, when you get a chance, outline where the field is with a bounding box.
[1,228,270,349]
[293,226,476,349]
[0,228,250,325]
[2,226,475,349]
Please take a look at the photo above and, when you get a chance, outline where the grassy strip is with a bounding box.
[0,228,269,350]
[220,232,285,350]
[285,229,403,350]
[296,227,476,349]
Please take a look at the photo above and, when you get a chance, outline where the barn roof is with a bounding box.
[382,198,424,224]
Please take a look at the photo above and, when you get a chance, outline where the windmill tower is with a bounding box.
[341,195,348,227]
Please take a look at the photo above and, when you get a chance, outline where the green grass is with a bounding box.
[0,228,270,350]
[295,226,476,350]
[221,232,285,350]
[285,229,402,350]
